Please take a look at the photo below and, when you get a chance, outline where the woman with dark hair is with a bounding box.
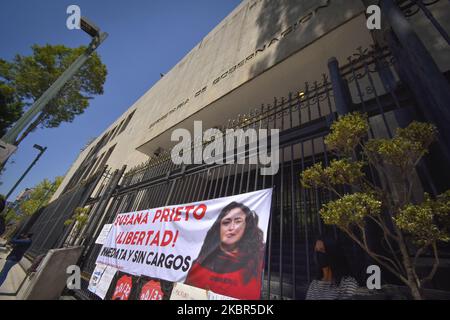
[185,201,265,300]
[305,234,358,300]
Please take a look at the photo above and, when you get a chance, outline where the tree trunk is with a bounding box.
[396,231,423,299]
[407,280,423,300]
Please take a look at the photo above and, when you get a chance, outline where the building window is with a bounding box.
[118,110,136,135]
[108,126,118,143]
[111,119,125,141]
[96,144,116,173]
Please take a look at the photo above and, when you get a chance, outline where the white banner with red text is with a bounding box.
[95,188,272,299]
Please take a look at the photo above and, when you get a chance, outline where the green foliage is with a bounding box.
[301,159,365,189]
[324,112,369,156]
[394,192,450,245]
[320,193,381,228]
[365,122,437,171]
[0,44,107,141]
[301,162,326,188]
[0,80,24,136]
[65,207,90,231]
[19,176,63,216]
[301,116,442,238]
[4,208,19,223]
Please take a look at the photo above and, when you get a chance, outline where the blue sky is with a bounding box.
[0,0,242,200]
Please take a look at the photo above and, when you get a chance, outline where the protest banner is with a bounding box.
[96,188,273,299]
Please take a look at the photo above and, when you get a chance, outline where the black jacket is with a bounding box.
[7,238,32,262]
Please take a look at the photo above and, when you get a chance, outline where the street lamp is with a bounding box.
[81,16,100,38]
[0,17,108,167]
[5,144,47,200]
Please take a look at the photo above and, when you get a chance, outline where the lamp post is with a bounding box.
[0,17,108,167]
[5,144,47,200]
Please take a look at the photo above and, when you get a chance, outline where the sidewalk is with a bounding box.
[0,241,28,300]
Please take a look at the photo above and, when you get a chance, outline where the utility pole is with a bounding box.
[5,144,47,200]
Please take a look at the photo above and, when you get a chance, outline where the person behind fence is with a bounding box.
[305,235,358,300]
[0,233,33,287]
[185,201,265,300]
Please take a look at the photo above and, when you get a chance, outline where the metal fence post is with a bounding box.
[380,0,450,148]
[328,57,352,116]
[78,165,126,264]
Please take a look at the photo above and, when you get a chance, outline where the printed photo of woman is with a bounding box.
[184,201,265,300]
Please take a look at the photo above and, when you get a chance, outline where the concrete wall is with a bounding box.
[18,246,83,300]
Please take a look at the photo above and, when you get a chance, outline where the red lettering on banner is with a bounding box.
[169,208,176,221]
[145,230,154,245]
[125,232,134,244]
[115,232,122,244]
[131,232,139,245]
[161,208,170,222]
[115,230,181,247]
[142,212,148,224]
[150,232,160,246]
[136,231,146,245]
[172,230,179,247]
[160,230,173,247]
[193,204,207,220]
[184,206,195,221]
[153,210,162,223]
[114,203,208,229]
[149,204,208,223]
[175,207,182,221]
[126,215,134,225]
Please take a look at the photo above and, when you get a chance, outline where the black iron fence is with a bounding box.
[25,168,106,257]
[70,44,421,299]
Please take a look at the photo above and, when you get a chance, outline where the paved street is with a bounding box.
[0,240,27,300]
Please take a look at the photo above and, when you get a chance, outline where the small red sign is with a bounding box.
[139,280,163,300]
[112,275,133,300]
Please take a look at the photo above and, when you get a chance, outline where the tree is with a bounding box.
[0,177,62,239]
[64,207,90,241]
[300,112,450,300]
[19,176,63,216]
[0,44,107,145]
[0,81,23,137]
